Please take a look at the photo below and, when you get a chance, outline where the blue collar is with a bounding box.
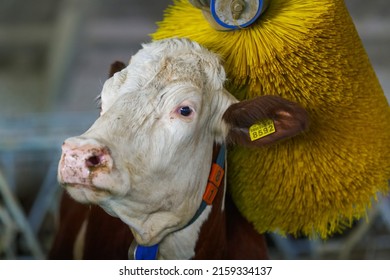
[133,244,159,260]
[131,144,226,260]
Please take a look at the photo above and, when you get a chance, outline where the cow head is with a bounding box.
[58,38,308,246]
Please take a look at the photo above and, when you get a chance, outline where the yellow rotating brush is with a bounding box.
[151,0,390,238]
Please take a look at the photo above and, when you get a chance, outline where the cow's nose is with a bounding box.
[61,139,112,169]
[59,138,113,184]
[85,154,104,167]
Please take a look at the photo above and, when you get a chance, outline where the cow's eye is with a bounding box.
[179,106,193,117]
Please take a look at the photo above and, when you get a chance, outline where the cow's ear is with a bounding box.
[108,61,126,78]
[222,95,309,147]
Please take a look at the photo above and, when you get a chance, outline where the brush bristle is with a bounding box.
[152,0,390,238]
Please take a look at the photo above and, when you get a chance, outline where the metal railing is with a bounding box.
[0,111,96,259]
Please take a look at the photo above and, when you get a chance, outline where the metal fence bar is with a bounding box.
[0,204,17,259]
[0,169,45,259]
[28,158,62,234]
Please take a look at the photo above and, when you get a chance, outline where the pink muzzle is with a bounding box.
[58,138,113,186]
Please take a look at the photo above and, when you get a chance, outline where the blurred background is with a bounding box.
[0,0,389,259]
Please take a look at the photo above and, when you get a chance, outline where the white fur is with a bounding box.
[59,38,237,255]
[73,218,88,259]
[158,206,212,259]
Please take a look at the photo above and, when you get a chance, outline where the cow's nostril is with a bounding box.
[86,155,102,167]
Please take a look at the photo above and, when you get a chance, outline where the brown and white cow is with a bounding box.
[50,38,308,260]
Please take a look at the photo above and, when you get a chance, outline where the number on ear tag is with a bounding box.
[249,119,276,141]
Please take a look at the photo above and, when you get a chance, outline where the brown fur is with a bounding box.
[49,193,133,259]
[223,95,309,147]
[109,61,126,77]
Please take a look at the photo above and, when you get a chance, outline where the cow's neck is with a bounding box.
[157,202,216,259]
[130,144,227,260]
[159,170,226,260]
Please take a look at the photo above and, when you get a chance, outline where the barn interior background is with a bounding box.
[0,0,389,259]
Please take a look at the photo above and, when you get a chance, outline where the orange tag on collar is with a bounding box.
[208,163,224,187]
[203,182,219,205]
[202,163,225,205]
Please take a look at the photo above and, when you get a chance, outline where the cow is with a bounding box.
[49,38,308,260]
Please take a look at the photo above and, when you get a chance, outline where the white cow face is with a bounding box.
[58,39,236,245]
[58,38,309,246]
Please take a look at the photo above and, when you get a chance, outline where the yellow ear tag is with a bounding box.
[249,119,276,141]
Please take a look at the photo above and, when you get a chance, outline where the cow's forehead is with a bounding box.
[101,39,226,112]
[104,63,205,110]
[126,45,217,90]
